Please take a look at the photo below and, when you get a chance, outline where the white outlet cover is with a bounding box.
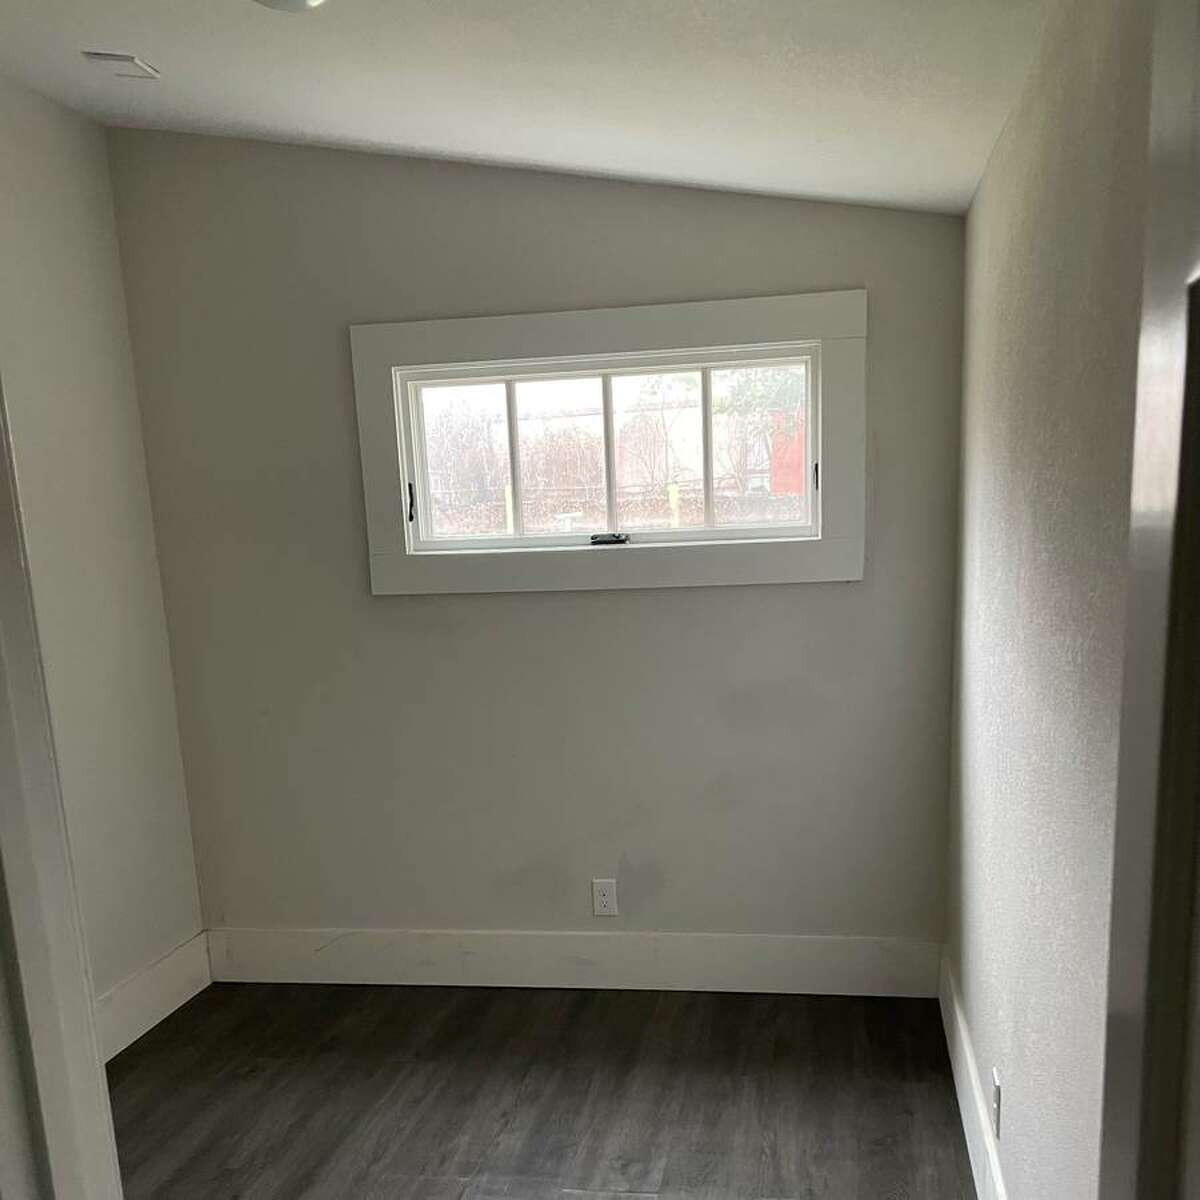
[592,878,618,916]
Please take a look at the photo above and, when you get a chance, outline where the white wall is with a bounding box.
[0,75,202,1000]
[109,131,963,967]
[949,0,1154,1194]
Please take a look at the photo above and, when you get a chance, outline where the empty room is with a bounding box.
[1,0,1199,1197]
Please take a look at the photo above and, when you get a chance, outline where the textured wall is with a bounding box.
[110,130,963,945]
[950,0,1153,1194]
[0,76,202,998]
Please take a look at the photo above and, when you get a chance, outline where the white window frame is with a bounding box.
[351,289,866,594]
[401,346,819,552]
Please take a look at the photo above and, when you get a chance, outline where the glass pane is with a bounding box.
[711,362,810,527]
[418,382,513,538]
[612,371,704,530]
[515,377,607,535]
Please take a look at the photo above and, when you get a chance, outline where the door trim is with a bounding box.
[0,374,124,1198]
[1098,0,1200,1193]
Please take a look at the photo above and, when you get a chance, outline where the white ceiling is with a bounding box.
[0,0,1049,213]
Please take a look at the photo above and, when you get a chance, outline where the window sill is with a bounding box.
[368,534,863,595]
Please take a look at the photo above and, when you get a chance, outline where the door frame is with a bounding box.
[1099,0,1200,1193]
[0,373,124,1198]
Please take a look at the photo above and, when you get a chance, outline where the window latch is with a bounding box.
[590,533,629,546]
[407,481,416,523]
[813,461,820,491]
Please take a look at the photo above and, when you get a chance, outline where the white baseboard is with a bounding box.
[208,927,940,996]
[94,932,211,1061]
[939,954,1008,1200]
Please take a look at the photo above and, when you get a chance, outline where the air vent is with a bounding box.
[81,51,160,80]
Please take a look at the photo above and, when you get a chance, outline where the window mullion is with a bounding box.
[701,367,715,528]
[505,379,524,537]
[602,374,618,532]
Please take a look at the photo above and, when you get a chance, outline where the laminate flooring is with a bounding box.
[107,983,975,1199]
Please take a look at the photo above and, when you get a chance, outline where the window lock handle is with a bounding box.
[590,533,629,546]
[407,481,416,523]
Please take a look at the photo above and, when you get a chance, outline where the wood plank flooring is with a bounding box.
[107,984,975,1199]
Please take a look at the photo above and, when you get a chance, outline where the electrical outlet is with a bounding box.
[592,878,618,916]
[991,1068,1002,1139]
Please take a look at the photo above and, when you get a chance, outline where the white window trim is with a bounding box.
[351,289,866,594]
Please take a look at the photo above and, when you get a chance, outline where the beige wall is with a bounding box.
[109,130,963,947]
[950,0,1153,1194]
[0,76,202,999]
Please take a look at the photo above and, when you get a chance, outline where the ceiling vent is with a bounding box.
[81,51,160,80]
[252,0,328,10]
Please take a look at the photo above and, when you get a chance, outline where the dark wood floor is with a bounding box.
[107,984,975,1200]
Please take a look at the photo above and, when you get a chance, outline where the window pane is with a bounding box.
[711,363,810,527]
[418,382,512,538]
[515,378,607,535]
[612,371,704,530]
